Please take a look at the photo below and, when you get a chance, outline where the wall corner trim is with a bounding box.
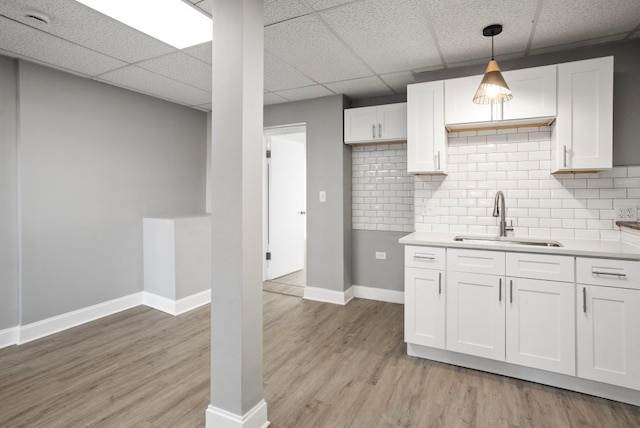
[205,400,269,428]
[303,286,354,305]
[352,285,405,304]
[143,289,211,316]
[0,326,19,349]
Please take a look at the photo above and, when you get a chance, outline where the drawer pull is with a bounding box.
[438,272,442,295]
[583,287,587,313]
[414,255,436,261]
[510,279,513,304]
[592,270,627,278]
[499,278,502,302]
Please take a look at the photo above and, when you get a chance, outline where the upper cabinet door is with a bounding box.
[407,81,446,174]
[502,65,557,120]
[553,56,614,172]
[344,103,407,144]
[444,75,491,125]
[344,106,378,143]
[377,103,407,141]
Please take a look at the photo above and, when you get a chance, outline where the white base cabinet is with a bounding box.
[404,267,445,348]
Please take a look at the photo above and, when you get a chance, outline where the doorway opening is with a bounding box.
[263,124,307,297]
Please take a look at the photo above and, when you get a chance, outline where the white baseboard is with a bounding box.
[303,285,353,305]
[352,285,404,304]
[19,292,144,345]
[143,289,211,316]
[0,326,19,349]
[206,400,269,428]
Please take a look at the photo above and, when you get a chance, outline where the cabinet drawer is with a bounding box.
[447,249,505,276]
[405,245,445,270]
[577,258,640,290]
[507,253,574,282]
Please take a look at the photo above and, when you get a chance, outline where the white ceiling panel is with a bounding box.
[97,65,211,107]
[264,51,316,92]
[264,92,290,105]
[265,14,373,83]
[0,0,177,63]
[273,85,334,101]
[321,0,441,74]
[325,76,394,98]
[305,0,357,11]
[0,16,126,76]
[420,0,538,66]
[264,0,313,25]
[192,0,212,15]
[380,71,416,93]
[532,0,640,50]
[137,52,211,92]
[183,42,212,64]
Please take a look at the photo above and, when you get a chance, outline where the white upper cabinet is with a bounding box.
[344,102,407,144]
[407,81,446,174]
[444,64,557,128]
[501,65,557,120]
[552,56,614,173]
[444,75,491,125]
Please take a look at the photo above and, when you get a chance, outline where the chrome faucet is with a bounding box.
[493,191,512,237]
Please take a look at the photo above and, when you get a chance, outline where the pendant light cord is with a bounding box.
[491,34,495,60]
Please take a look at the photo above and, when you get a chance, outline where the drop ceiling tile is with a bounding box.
[532,0,640,50]
[264,92,290,105]
[273,85,334,101]
[137,52,211,91]
[0,0,177,63]
[325,76,393,99]
[419,0,537,65]
[265,14,372,83]
[0,17,126,76]
[265,0,313,25]
[192,0,212,15]
[264,51,315,91]
[97,65,211,107]
[529,34,627,56]
[320,0,441,74]
[306,0,356,11]
[183,42,212,64]
[380,71,415,93]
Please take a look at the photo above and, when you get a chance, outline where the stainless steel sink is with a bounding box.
[453,235,563,247]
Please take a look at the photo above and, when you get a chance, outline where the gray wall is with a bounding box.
[264,95,352,293]
[0,56,19,329]
[15,60,207,324]
[352,230,405,292]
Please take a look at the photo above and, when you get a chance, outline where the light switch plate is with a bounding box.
[375,251,387,260]
[319,191,326,202]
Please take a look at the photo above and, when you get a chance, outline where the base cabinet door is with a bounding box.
[404,267,445,349]
[506,278,575,375]
[446,272,505,361]
[577,285,640,390]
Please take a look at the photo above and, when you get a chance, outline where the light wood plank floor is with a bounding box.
[264,269,305,297]
[2,292,640,427]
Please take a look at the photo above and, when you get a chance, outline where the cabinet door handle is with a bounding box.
[372,124,376,139]
[510,279,513,304]
[413,254,435,261]
[438,272,442,295]
[592,270,627,278]
[437,151,441,170]
[499,278,502,302]
[378,123,382,138]
[582,287,587,313]
[563,145,568,168]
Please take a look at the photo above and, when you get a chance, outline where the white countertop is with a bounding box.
[400,232,640,261]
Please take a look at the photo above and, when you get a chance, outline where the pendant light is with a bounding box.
[473,24,513,104]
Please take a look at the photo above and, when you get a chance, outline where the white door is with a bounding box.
[265,131,306,280]
[446,271,505,361]
[404,267,445,349]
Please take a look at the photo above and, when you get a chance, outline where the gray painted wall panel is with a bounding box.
[352,230,405,292]
[264,95,352,293]
[17,61,207,324]
[0,56,19,329]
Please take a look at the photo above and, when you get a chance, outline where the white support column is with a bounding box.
[206,1,267,427]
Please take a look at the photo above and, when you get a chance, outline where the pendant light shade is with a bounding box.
[473,24,512,105]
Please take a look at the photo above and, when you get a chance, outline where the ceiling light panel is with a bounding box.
[74,0,212,49]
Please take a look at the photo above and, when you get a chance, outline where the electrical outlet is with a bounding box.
[375,252,387,260]
[625,206,638,221]
[615,207,626,220]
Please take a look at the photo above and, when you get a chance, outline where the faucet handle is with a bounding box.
[505,219,514,235]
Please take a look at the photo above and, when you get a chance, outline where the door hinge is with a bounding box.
[266,252,271,261]
[266,150,271,158]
